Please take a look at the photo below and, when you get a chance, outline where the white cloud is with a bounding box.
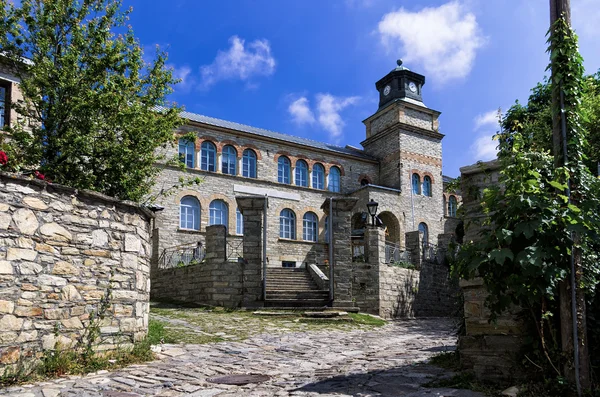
[473,109,500,130]
[470,134,498,161]
[169,64,195,93]
[377,1,485,84]
[288,97,316,125]
[200,36,276,89]
[316,94,360,139]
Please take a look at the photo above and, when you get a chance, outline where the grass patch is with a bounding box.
[429,351,460,370]
[348,313,387,326]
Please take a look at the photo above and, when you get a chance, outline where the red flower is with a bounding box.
[0,151,7,166]
[34,171,45,180]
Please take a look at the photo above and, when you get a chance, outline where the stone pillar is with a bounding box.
[322,197,357,308]
[150,227,160,277]
[205,225,226,262]
[436,233,455,264]
[236,196,266,308]
[405,231,422,269]
[366,226,386,265]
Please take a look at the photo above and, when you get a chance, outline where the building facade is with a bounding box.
[152,62,461,268]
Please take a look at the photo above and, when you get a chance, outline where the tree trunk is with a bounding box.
[549,0,590,392]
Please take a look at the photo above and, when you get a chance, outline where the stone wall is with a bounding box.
[0,173,152,374]
[458,160,524,383]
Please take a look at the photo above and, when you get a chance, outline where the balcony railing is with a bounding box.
[158,242,205,269]
[351,238,366,262]
[385,242,411,264]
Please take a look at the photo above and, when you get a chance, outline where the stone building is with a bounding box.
[152,62,461,270]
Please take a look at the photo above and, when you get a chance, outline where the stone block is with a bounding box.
[18,262,43,275]
[22,196,48,210]
[13,208,39,235]
[7,248,37,261]
[0,301,14,314]
[61,317,84,329]
[40,223,72,242]
[0,212,10,230]
[0,314,24,331]
[0,347,20,364]
[91,229,109,247]
[52,261,79,276]
[124,234,141,252]
[61,285,81,301]
[14,306,42,317]
[44,308,70,320]
[38,274,67,286]
[15,330,37,343]
[82,249,111,257]
[0,261,12,274]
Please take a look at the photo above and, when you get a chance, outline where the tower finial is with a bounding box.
[397,59,403,67]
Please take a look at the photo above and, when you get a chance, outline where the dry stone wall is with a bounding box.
[0,173,152,374]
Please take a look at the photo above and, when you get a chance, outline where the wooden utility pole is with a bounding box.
[549,0,590,394]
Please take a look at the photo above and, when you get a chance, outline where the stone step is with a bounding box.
[263,299,330,308]
[265,286,322,291]
[266,292,329,300]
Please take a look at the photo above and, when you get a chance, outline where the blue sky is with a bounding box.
[129,0,600,177]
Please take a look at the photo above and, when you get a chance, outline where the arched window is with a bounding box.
[236,207,244,235]
[221,145,237,175]
[325,216,330,243]
[422,176,432,197]
[200,141,216,171]
[448,196,458,217]
[278,156,291,184]
[242,149,257,178]
[418,222,429,244]
[328,166,341,192]
[209,200,228,229]
[443,196,447,216]
[295,160,308,187]
[303,212,318,242]
[412,173,421,195]
[313,163,325,189]
[180,196,200,230]
[279,209,296,239]
[361,178,369,186]
[178,138,195,168]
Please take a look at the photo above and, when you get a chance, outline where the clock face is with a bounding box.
[408,82,417,93]
[383,85,391,96]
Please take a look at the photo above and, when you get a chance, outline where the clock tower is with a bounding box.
[376,60,426,109]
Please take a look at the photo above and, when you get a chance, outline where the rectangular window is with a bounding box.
[0,81,10,128]
[236,208,244,235]
[282,261,296,268]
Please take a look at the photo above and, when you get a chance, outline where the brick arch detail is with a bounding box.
[240,145,263,160]
[274,151,293,163]
[173,190,203,230]
[422,172,435,184]
[298,206,322,242]
[328,161,345,176]
[217,140,242,155]
[196,135,219,151]
[358,174,372,185]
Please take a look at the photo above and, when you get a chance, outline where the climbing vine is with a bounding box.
[453,17,600,386]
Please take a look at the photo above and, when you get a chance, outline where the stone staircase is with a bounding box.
[264,268,330,308]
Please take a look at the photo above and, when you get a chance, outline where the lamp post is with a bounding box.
[366,199,379,227]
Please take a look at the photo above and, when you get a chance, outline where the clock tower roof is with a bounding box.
[375,60,426,110]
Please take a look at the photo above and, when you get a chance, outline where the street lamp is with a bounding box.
[366,199,379,226]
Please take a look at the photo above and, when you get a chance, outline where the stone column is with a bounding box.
[405,231,422,269]
[366,226,386,265]
[352,225,385,314]
[436,233,455,265]
[236,196,266,308]
[205,225,226,262]
[321,197,357,308]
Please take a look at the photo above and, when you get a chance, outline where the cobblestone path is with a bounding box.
[1,319,485,397]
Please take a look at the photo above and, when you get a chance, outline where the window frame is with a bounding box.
[302,212,318,242]
[236,207,244,235]
[295,160,309,187]
[278,156,291,184]
[179,196,200,231]
[418,222,429,243]
[0,80,11,128]
[328,166,341,192]
[279,209,296,239]
[422,176,432,197]
[242,149,257,178]
[200,141,217,172]
[412,173,421,195]
[209,199,228,230]
[178,138,195,168]
[448,196,458,217]
[313,163,325,190]
[221,145,237,175]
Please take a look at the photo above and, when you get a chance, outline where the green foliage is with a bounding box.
[428,351,460,370]
[390,260,416,270]
[0,0,183,201]
[453,17,600,382]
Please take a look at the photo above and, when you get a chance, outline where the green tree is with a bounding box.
[503,72,600,173]
[0,0,183,201]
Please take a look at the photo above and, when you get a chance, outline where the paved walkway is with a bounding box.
[1,319,485,397]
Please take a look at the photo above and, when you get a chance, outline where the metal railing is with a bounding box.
[385,242,411,264]
[226,238,244,261]
[158,242,205,269]
[351,238,366,262]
